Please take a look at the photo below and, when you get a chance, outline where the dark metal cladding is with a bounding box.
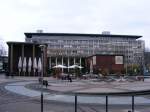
[24,32,142,39]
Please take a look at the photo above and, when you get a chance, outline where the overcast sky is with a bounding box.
[0,0,150,48]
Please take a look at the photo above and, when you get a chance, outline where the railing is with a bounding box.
[74,90,150,112]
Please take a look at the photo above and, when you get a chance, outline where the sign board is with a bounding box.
[115,56,123,64]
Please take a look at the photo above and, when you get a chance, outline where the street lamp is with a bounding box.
[39,44,46,112]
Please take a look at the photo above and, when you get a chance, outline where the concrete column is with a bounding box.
[62,57,64,65]
[62,57,64,72]
[22,44,24,59]
[56,57,58,65]
[79,57,82,71]
[44,47,46,76]
[49,57,51,69]
[21,44,24,76]
[79,57,81,66]
[68,57,70,72]
[90,60,93,73]
[74,57,76,65]
[10,44,13,74]
[32,45,35,76]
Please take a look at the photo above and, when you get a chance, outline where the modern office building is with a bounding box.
[25,31,145,73]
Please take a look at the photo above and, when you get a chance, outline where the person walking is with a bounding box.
[67,74,72,82]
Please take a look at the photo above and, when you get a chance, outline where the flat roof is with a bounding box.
[7,41,47,45]
[24,32,142,39]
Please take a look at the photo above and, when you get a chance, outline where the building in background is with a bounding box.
[25,31,144,73]
[7,31,145,76]
[144,51,150,73]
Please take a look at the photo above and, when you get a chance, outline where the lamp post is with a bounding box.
[39,44,46,112]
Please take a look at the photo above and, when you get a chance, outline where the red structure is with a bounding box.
[86,55,124,74]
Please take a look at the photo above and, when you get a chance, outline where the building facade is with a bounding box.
[7,42,47,76]
[25,32,145,73]
[144,52,150,73]
[86,55,124,74]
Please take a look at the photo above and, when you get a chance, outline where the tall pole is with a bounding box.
[68,57,70,73]
[41,50,43,112]
[132,96,135,112]
[75,95,77,112]
[106,96,108,112]
[39,45,46,112]
[126,63,128,75]
[126,49,128,75]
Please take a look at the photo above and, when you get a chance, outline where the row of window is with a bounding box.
[47,45,142,52]
[30,38,140,45]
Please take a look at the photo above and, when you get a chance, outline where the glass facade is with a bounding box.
[25,33,145,68]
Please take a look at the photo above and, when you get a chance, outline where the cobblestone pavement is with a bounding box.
[26,78,150,94]
[1,74,150,112]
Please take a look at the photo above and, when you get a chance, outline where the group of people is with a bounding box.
[61,74,72,82]
[38,77,48,88]
[5,69,14,78]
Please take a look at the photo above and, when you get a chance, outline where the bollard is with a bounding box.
[132,96,134,112]
[41,92,43,112]
[75,95,77,112]
[106,96,108,112]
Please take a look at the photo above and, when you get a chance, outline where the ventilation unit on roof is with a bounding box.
[36,30,43,33]
[102,31,111,35]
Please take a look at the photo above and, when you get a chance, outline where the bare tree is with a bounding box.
[145,47,150,52]
[0,38,7,56]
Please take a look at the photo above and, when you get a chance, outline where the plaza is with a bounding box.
[4,31,148,112]
[0,0,150,111]
[1,73,150,112]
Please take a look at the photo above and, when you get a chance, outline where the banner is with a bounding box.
[115,56,123,64]
[93,56,96,65]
